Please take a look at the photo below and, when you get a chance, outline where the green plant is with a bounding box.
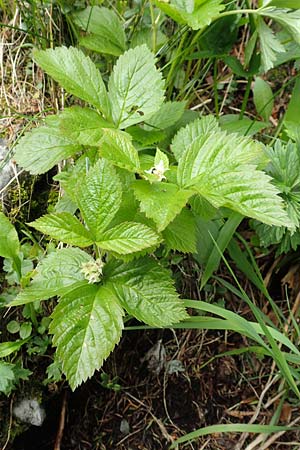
[4,40,295,393]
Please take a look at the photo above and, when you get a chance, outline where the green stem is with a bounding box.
[213,59,219,117]
[149,0,157,53]
[29,304,38,329]
[239,76,253,119]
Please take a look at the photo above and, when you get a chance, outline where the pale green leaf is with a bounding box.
[10,248,92,306]
[97,222,161,255]
[133,180,194,231]
[14,126,79,175]
[100,129,140,172]
[253,77,274,121]
[260,8,300,44]
[108,45,164,128]
[154,148,169,171]
[73,6,126,56]
[268,0,300,7]
[257,17,285,72]
[106,257,187,327]
[29,213,93,247]
[0,340,29,357]
[175,117,292,227]
[219,115,269,137]
[155,0,225,30]
[33,47,110,117]
[46,107,113,146]
[77,159,122,240]
[162,208,197,253]
[145,101,186,130]
[0,363,15,394]
[0,212,20,259]
[50,283,124,389]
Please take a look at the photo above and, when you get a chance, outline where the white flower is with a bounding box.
[145,159,167,182]
[81,258,105,284]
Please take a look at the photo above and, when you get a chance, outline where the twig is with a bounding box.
[54,390,67,450]
[2,396,14,450]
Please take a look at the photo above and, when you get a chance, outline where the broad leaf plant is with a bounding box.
[5,37,293,389]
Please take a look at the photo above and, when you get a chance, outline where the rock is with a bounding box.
[13,399,46,426]
[0,139,15,194]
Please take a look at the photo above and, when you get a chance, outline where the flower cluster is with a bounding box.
[145,159,168,182]
[80,258,105,284]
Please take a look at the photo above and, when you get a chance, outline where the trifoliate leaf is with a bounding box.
[29,213,93,247]
[100,129,140,172]
[46,107,113,146]
[77,159,123,240]
[105,257,187,327]
[97,222,161,255]
[133,180,194,231]
[175,117,292,227]
[10,248,92,306]
[73,6,126,56]
[14,126,80,175]
[33,47,110,117]
[108,45,164,128]
[50,284,124,390]
[162,208,197,253]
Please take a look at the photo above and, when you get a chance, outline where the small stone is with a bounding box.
[13,398,46,426]
[120,418,130,435]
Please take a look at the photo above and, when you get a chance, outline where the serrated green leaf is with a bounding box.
[162,208,197,253]
[33,47,110,117]
[10,248,92,306]
[127,126,166,145]
[253,77,274,121]
[77,159,122,240]
[257,17,285,73]
[175,117,291,227]
[29,213,93,247]
[145,101,186,130]
[50,283,124,389]
[0,362,15,394]
[105,258,187,327]
[108,45,164,128]
[0,212,20,259]
[171,115,219,161]
[265,140,300,190]
[100,129,140,172]
[14,126,79,175]
[73,6,126,56]
[46,107,113,146]
[97,222,161,255]
[133,180,194,231]
[260,8,300,44]
[155,0,225,30]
